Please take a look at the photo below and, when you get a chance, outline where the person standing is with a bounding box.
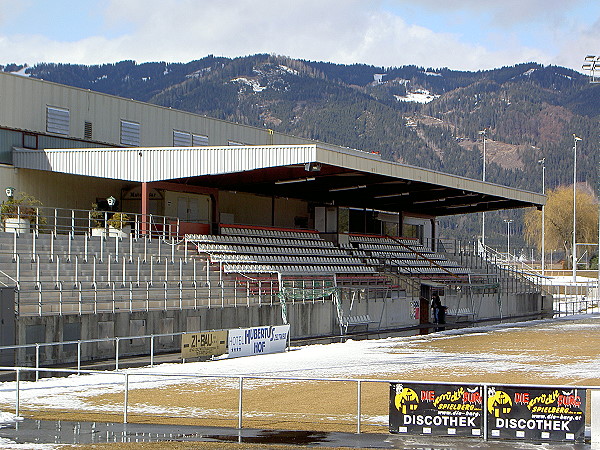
[431,294,442,324]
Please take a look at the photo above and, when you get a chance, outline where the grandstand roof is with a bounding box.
[14,144,544,217]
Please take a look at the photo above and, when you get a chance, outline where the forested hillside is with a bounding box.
[4,55,600,250]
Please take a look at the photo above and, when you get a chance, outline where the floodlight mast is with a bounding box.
[582,55,600,287]
[582,55,600,83]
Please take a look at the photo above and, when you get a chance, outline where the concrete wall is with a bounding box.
[11,293,421,366]
[6,287,544,367]
[442,291,542,321]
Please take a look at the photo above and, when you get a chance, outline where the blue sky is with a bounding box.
[1,0,599,71]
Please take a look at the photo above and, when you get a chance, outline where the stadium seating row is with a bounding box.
[223,264,377,275]
[195,243,347,256]
[210,254,365,266]
[187,234,335,248]
[220,225,320,241]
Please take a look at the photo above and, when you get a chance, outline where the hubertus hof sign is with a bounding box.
[228,325,290,358]
[390,382,586,443]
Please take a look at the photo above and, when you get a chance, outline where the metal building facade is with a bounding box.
[0,72,310,150]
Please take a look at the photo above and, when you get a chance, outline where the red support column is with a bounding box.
[141,182,149,235]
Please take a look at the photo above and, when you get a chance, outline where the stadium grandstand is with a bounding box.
[0,72,546,366]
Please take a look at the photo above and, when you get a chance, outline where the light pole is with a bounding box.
[479,130,486,247]
[538,158,546,275]
[573,135,582,283]
[504,219,513,260]
[582,55,600,299]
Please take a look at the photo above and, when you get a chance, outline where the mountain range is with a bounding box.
[4,55,600,250]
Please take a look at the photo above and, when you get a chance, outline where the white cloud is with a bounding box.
[0,0,31,26]
[0,0,587,70]
[388,0,586,27]
[554,17,600,72]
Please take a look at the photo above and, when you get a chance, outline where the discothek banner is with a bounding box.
[390,382,585,443]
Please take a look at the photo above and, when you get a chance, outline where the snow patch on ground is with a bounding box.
[0,315,598,419]
[0,412,22,428]
[231,77,266,92]
[278,65,298,75]
[395,89,439,103]
[9,67,30,77]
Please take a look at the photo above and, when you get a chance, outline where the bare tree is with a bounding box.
[524,185,598,269]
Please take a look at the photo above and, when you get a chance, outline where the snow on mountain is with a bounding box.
[278,65,298,76]
[231,77,267,92]
[395,89,439,104]
[10,66,30,77]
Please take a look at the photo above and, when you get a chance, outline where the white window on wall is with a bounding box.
[192,134,209,146]
[120,120,140,146]
[173,130,192,147]
[46,106,70,135]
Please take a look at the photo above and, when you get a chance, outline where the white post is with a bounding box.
[479,130,486,247]
[31,231,36,263]
[592,389,600,446]
[238,377,243,429]
[115,337,120,370]
[356,380,362,434]
[84,232,88,263]
[540,158,546,275]
[150,335,154,367]
[123,372,129,424]
[93,255,97,286]
[573,135,582,284]
[55,256,60,289]
[74,256,78,288]
[107,256,111,286]
[50,232,54,263]
[15,368,20,416]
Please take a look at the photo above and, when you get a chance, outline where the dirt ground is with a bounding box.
[9,316,600,448]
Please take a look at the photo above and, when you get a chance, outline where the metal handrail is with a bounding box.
[3,205,188,239]
[0,364,597,433]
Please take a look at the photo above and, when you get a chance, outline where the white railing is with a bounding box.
[3,206,187,239]
[1,365,598,437]
[0,328,249,377]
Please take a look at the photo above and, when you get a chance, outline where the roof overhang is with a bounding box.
[13,145,545,216]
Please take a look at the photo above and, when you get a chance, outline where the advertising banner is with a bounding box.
[389,382,483,437]
[227,324,290,358]
[487,385,586,442]
[181,330,228,359]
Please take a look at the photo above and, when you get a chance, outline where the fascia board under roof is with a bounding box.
[313,146,545,207]
[13,145,319,183]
